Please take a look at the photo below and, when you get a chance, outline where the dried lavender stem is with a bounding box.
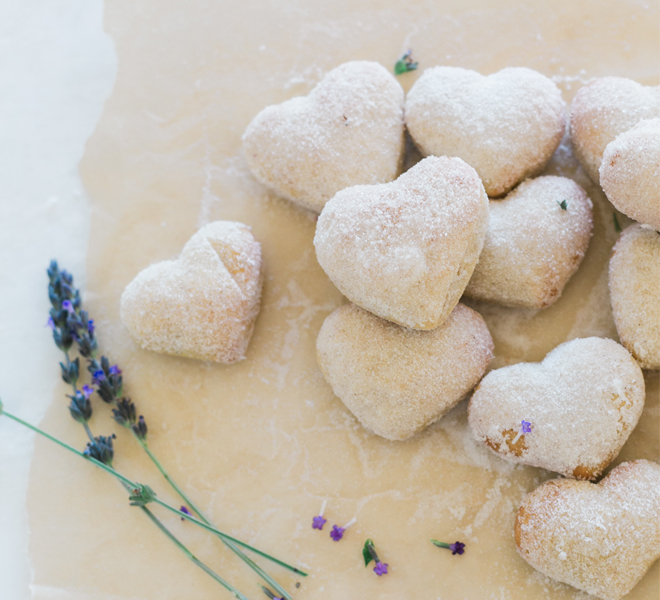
[134,487,250,600]
[0,407,305,578]
[136,436,295,598]
[137,437,298,594]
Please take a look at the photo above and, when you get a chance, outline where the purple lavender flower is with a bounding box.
[47,317,56,330]
[87,319,95,335]
[431,539,466,555]
[92,369,106,383]
[312,515,327,530]
[330,525,344,541]
[180,505,191,521]
[373,562,389,576]
[109,365,122,375]
[62,299,75,314]
[521,420,532,433]
[82,385,94,399]
[449,542,465,555]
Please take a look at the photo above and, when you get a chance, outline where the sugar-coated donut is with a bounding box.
[609,224,660,370]
[468,337,645,480]
[464,176,593,308]
[600,118,660,231]
[243,61,404,213]
[120,221,262,363]
[405,66,565,197]
[317,303,493,441]
[314,156,489,330]
[570,77,660,184]
[515,460,660,600]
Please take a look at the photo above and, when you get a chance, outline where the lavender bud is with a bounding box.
[68,391,92,423]
[112,397,137,427]
[132,415,148,441]
[83,434,116,466]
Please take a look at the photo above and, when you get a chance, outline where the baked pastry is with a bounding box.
[515,460,660,600]
[120,221,263,363]
[609,224,660,370]
[405,66,565,197]
[570,77,660,184]
[317,303,493,441]
[242,61,405,213]
[314,156,489,330]
[464,176,593,308]
[600,118,660,231]
[468,337,645,480]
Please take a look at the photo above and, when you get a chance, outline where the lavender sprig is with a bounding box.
[47,261,306,595]
[362,539,389,576]
[431,539,466,555]
[0,402,250,600]
[1,401,297,585]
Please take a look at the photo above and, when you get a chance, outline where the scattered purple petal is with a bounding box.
[330,525,344,541]
[449,541,465,555]
[521,420,532,434]
[82,385,94,399]
[180,505,191,521]
[373,562,388,576]
[312,515,327,530]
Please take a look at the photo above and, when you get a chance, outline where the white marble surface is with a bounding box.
[0,1,115,597]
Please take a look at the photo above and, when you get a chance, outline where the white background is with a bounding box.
[0,1,116,597]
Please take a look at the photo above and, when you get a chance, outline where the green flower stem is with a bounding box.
[431,540,451,549]
[132,486,251,600]
[136,434,298,597]
[2,408,252,600]
[82,422,94,443]
[0,409,306,579]
[152,495,308,579]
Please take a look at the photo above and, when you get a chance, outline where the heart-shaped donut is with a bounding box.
[609,224,660,370]
[468,337,645,480]
[600,118,660,231]
[570,77,660,184]
[242,61,405,213]
[317,302,493,441]
[314,156,489,330]
[464,175,593,309]
[120,221,262,363]
[515,460,660,600]
[405,66,565,197]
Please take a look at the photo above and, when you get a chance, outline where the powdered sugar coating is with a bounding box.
[317,302,494,441]
[600,118,660,231]
[405,66,565,197]
[570,77,660,184]
[314,156,489,330]
[465,176,593,308]
[120,221,263,363]
[515,460,660,600]
[609,224,660,370]
[242,61,405,213]
[468,337,645,480]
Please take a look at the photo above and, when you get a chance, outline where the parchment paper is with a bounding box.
[27,1,659,598]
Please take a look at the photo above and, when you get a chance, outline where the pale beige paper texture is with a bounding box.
[28,1,659,598]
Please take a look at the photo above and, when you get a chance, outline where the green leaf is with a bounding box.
[557,199,568,211]
[363,539,375,567]
[613,212,622,233]
[129,483,157,507]
[394,60,407,75]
